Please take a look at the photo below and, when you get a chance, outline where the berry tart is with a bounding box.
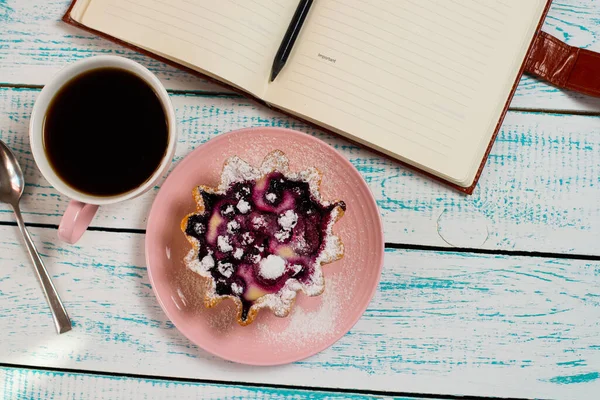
[181,150,346,325]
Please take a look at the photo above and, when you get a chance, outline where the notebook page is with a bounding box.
[70,0,93,20]
[264,0,547,186]
[76,0,298,95]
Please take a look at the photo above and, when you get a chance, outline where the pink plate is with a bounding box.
[145,127,384,365]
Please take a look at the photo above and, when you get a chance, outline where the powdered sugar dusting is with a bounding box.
[241,232,254,245]
[227,220,240,233]
[274,230,290,242]
[217,261,233,278]
[259,255,286,280]
[217,148,328,204]
[193,222,204,235]
[231,282,243,295]
[275,210,298,243]
[266,192,277,202]
[278,210,298,229]
[292,167,325,204]
[217,235,233,252]
[185,249,214,276]
[233,248,244,259]
[257,272,354,347]
[217,151,288,192]
[236,199,251,214]
[183,149,346,325]
[222,205,235,217]
[290,264,301,274]
[219,156,257,189]
[252,216,265,229]
[317,207,343,264]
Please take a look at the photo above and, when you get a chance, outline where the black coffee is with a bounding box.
[43,67,169,197]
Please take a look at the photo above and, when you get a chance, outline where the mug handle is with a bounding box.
[58,200,99,244]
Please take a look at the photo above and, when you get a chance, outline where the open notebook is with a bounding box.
[65,0,551,193]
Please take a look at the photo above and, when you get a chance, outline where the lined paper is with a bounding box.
[265,0,547,185]
[79,0,297,94]
[73,0,548,187]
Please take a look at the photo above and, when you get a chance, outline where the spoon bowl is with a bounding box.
[0,139,71,334]
[0,141,25,204]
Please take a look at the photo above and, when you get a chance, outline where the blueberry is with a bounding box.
[230,277,246,296]
[196,245,210,261]
[233,183,251,199]
[220,203,236,219]
[290,263,304,277]
[215,278,231,296]
[302,222,321,255]
[294,265,313,282]
[336,201,347,212]
[217,261,234,278]
[297,197,317,215]
[185,215,207,241]
[267,176,284,199]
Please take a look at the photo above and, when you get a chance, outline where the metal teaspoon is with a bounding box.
[0,140,71,334]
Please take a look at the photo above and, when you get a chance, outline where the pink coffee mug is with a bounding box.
[29,56,177,244]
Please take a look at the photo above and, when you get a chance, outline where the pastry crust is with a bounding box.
[181,150,345,326]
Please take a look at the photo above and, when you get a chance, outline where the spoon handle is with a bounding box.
[12,205,72,334]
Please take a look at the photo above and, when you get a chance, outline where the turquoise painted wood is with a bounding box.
[2,0,600,112]
[0,0,221,92]
[0,225,598,399]
[1,87,600,255]
[2,1,600,399]
[0,367,400,400]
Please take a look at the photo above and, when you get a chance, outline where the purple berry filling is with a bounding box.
[185,172,346,322]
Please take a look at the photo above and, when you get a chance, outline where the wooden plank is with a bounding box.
[3,0,600,111]
[0,226,598,399]
[1,87,600,255]
[512,75,600,112]
[511,0,600,111]
[0,366,398,400]
[0,0,223,93]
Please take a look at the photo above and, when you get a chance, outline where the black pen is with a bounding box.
[270,0,314,82]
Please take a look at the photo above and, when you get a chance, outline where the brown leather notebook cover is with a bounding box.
[61,1,590,195]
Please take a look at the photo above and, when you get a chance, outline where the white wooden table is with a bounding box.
[1,1,600,399]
